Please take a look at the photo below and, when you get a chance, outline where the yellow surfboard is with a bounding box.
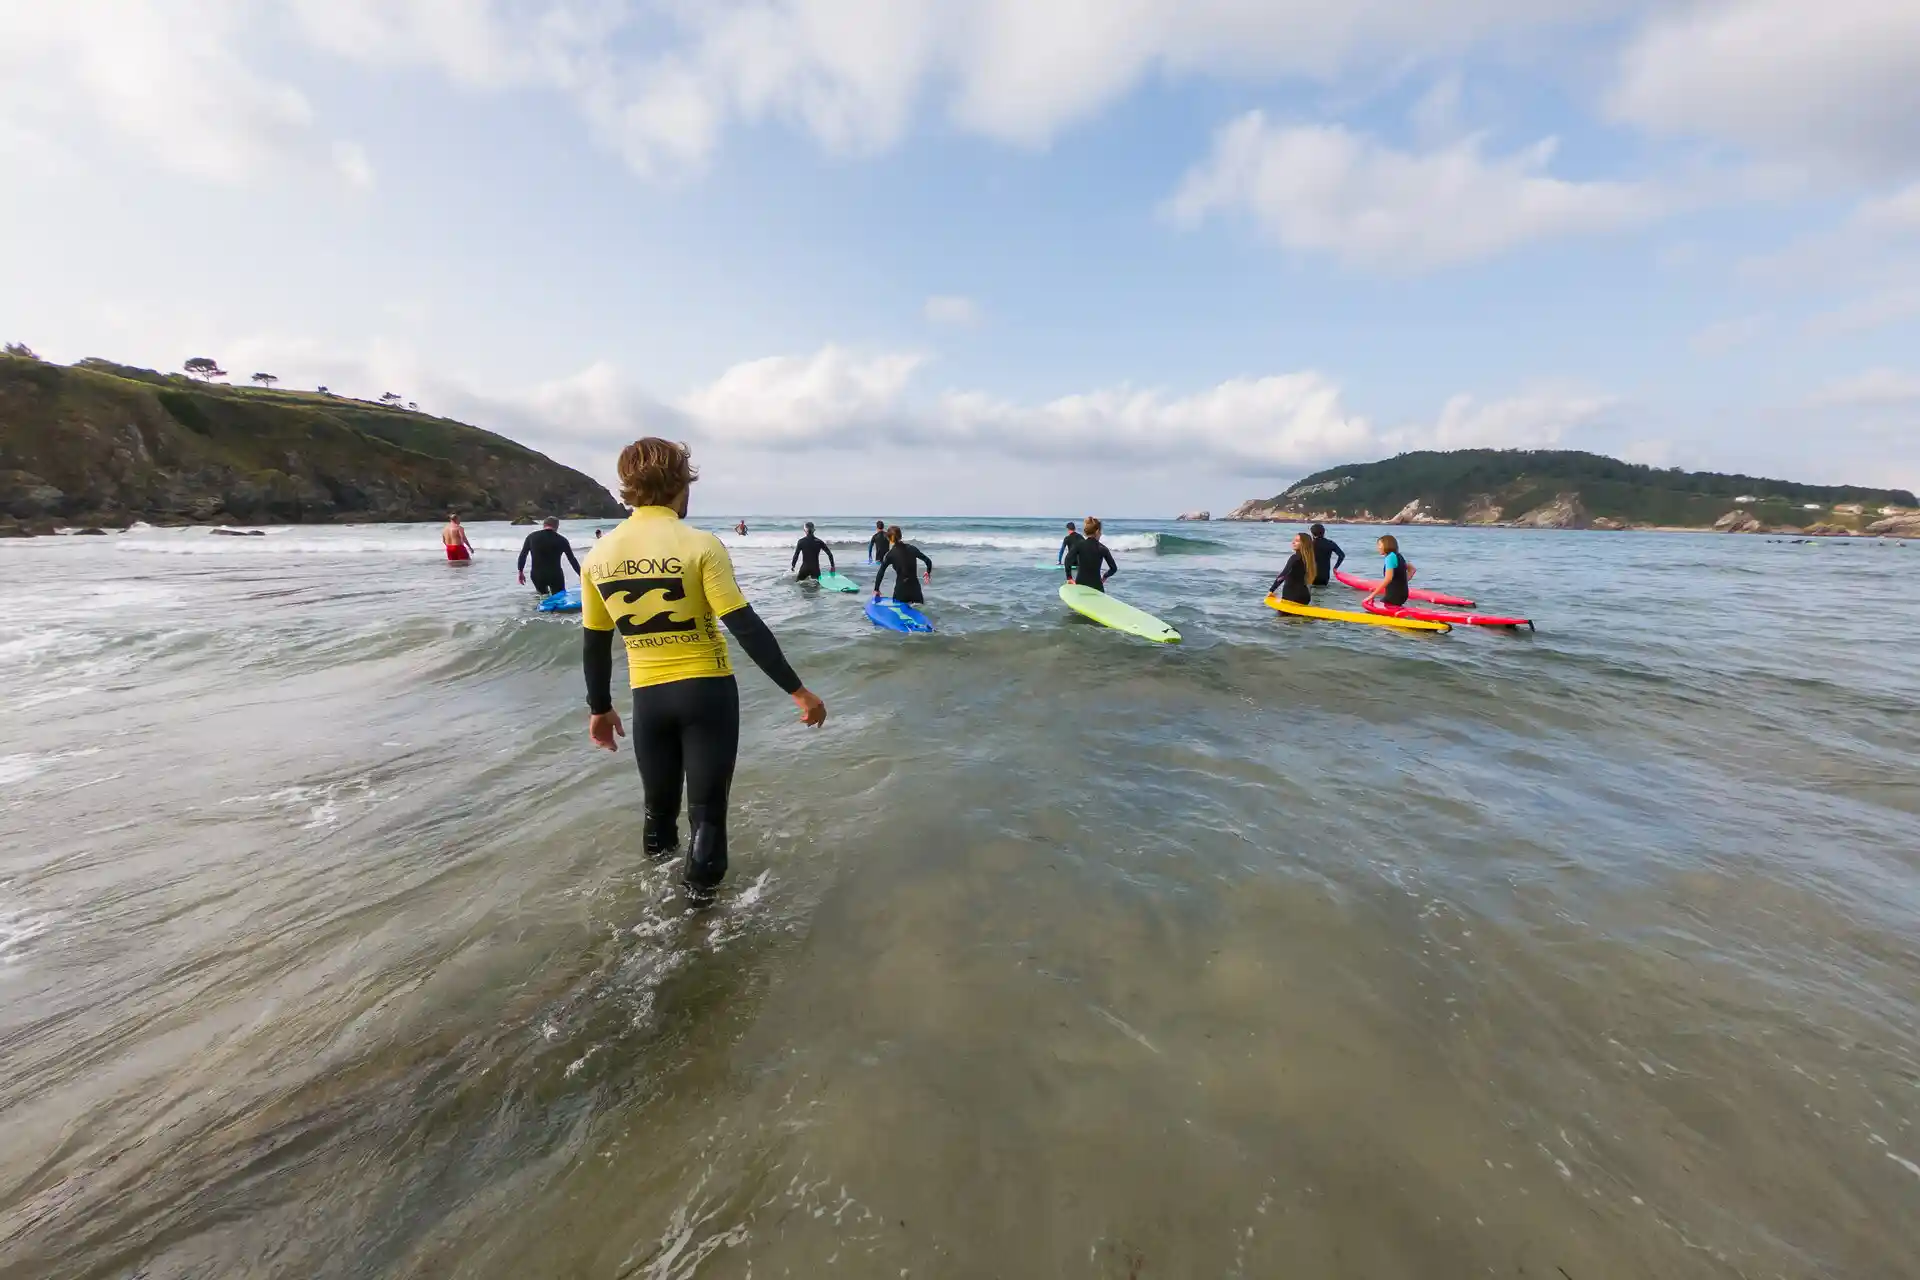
[1265,595,1451,633]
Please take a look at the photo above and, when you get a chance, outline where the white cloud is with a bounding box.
[1609,0,1920,178]
[1855,181,1920,235]
[1813,369,1920,407]
[923,295,983,327]
[1806,288,1920,338]
[1413,388,1618,449]
[1690,312,1769,356]
[1164,113,1662,270]
[104,0,1635,182]
[0,0,369,187]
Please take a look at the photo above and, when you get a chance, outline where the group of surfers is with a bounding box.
[437,438,1421,899]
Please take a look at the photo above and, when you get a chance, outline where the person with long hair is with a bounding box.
[1064,516,1118,592]
[1364,534,1413,607]
[872,525,933,603]
[580,438,827,896]
[1269,531,1316,605]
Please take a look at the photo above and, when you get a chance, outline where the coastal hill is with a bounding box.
[1226,449,1920,536]
[0,353,623,534]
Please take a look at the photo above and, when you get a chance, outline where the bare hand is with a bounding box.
[517,571,525,585]
[792,688,827,727]
[589,710,625,751]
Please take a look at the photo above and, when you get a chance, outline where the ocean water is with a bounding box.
[1,516,1916,1279]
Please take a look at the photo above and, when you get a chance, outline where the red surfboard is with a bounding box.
[1333,567,1475,609]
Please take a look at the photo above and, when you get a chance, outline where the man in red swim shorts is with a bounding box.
[442,512,473,562]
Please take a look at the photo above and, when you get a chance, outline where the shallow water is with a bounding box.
[1,518,1916,1279]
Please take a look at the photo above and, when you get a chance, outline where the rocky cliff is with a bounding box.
[0,355,623,533]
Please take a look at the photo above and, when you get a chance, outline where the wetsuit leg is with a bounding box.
[679,677,740,891]
[1282,580,1312,605]
[892,581,925,604]
[630,686,685,856]
[532,568,565,595]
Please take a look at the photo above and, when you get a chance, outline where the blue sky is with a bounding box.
[3,0,1919,515]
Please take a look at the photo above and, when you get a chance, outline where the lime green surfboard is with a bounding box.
[1059,583,1180,643]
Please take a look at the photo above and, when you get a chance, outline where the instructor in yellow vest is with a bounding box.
[580,438,827,896]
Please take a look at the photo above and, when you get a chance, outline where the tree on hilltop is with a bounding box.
[379,391,403,407]
[184,357,227,382]
[250,372,279,390]
[3,342,40,360]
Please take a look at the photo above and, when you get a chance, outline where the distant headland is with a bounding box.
[1224,449,1920,538]
[0,349,623,535]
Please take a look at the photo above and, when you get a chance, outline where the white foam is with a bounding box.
[106,525,1169,556]
[0,747,103,788]
[0,907,53,963]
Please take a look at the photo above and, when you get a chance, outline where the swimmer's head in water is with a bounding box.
[617,438,697,510]
[886,524,903,544]
[1378,534,1400,555]
[543,517,559,529]
[1084,517,1103,540]
[1310,523,1325,537]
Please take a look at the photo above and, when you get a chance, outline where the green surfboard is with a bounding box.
[1059,583,1180,643]
[817,571,860,593]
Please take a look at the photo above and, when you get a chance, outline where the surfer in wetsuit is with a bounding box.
[791,522,836,581]
[517,517,580,596]
[1308,523,1344,587]
[581,438,827,897]
[1058,521,1084,566]
[867,520,889,563]
[1270,532,1316,605]
[873,525,933,603]
[1364,534,1413,607]
[1065,517,1118,592]
[442,512,473,563]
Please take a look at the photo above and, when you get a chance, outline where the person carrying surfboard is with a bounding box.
[1308,523,1344,587]
[866,520,889,563]
[1058,521,1084,566]
[441,512,473,563]
[873,525,933,603]
[791,522,836,582]
[1363,535,1414,607]
[1269,532,1316,605]
[518,517,580,596]
[581,438,827,898]
[1064,517,1118,592]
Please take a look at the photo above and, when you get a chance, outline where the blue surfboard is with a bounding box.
[865,598,933,633]
[538,587,581,613]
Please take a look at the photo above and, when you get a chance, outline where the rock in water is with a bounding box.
[1865,512,1920,539]
[1713,509,1765,534]
[1175,510,1210,522]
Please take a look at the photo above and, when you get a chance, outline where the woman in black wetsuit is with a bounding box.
[1269,531,1316,605]
[873,525,933,603]
[1065,517,1118,592]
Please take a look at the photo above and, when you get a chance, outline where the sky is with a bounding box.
[3,0,1920,516]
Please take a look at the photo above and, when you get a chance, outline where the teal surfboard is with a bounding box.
[817,570,860,593]
[1059,583,1179,643]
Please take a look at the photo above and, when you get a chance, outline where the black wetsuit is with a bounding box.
[867,529,889,562]
[1309,534,1344,586]
[1066,538,1117,592]
[791,534,835,580]
[1270,552,1312,605]
[583,607,801,891]
[1059,530,1085,566]
[518,528,580,595]
[1382,552,1412,607]
[873,542,933,603]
